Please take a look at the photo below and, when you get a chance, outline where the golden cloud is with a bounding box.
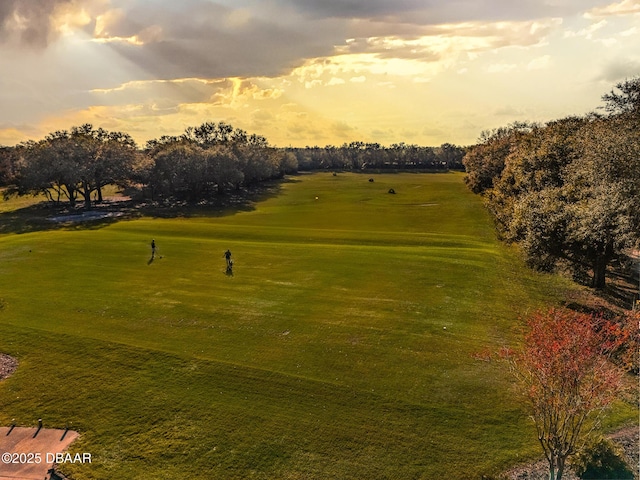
[585,0,640,18]
[291,17,563,87]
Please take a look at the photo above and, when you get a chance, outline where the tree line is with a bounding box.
[0,122,465,208]
[289,142,465,171]
[0,122,301,207]
[463,77,640,288]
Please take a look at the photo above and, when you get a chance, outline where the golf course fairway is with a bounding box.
[0,172,634,479]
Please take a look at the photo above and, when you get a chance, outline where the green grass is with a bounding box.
[0,172,634,479]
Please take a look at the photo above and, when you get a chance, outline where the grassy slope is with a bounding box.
[0,173,634,479]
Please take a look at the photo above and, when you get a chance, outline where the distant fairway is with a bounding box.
[0,172,634,479]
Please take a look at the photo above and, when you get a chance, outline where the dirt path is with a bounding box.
[502,426,639,479]
[0,354,17,381]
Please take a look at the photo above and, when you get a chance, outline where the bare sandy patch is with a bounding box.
[0,354,17,381]
[0,426,80,480]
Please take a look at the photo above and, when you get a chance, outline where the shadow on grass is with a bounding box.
[596,283,638,311]
[562,267,639,316]
[0,178,296,235]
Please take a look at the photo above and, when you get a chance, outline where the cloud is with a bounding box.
[250,109,276,130]
[0,0,70,47]
[0,0,636,149]
[277,0,429,22]
[620,26,639,35]
[340,18,563,60]
[0,123,42,145]
[338,36,443,61]
[0,0,568,86]
[279,0,617,27]
[91,78,230,109]
[599,58,640,81]
[91,77,283,112]
[326,77,346,86]
[0,0,104,47]
[288,17,563,87]
[487,63,517,73]
[485,54,550,74]
[585,0,640,18]
[527,54,551,70]
[9,0,567,82]
[494,105,527,116]
[90,1,343,79]
[331,120,358,138]
[564,19,608,39]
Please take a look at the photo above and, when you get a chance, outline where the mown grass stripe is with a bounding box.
[0,172,634,479]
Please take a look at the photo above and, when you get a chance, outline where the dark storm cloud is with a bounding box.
[280,0,592,21]
[279,0,425,20]
[94,0,582,80]
[24,0,620,83]
[0,0,73,47]
[100,0,346,79]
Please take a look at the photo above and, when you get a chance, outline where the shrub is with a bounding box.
[572,437,634,479]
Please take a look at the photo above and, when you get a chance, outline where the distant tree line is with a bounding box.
[0,121,465,207]
[288,142,465,171]
[463,77,640,288]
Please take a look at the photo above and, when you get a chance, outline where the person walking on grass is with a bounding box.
[223,249,233,269]
[151,239,157,259]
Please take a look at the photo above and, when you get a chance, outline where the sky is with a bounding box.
[0,0,638,148]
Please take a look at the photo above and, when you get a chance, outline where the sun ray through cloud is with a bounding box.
[0,0,638,146]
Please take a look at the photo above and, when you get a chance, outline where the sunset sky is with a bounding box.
[0,0,638,148]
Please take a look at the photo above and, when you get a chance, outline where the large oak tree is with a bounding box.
[464,78,640,288]
[14,124,137,208]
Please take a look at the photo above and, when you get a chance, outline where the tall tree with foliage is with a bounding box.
[144,121,292,201]
[13,125,137,208]
[0,146,17,186]
[601,76,640,117]
[465,78,640,288]
[503,309,629,480]
[148,142,210,201]
[14,135,81,206]
[563,116,640,287]
[463,122,534,194]
[485,117,586,270]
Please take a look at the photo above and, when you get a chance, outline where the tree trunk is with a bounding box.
[592,255,608,289]
[556,455,566,480]
[547,452,566,480]
[83,182,92,210]
[66,186,76,207]
[548,459,556,480]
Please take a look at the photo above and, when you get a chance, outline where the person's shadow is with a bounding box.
[225,265,233,276]
[148,255,154,265]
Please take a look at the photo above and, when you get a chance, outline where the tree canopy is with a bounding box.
[10,124,138,208]
[502,308,632,480]
[601,76,640,116]
[463,77,640,288]
[2,117,468,209]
